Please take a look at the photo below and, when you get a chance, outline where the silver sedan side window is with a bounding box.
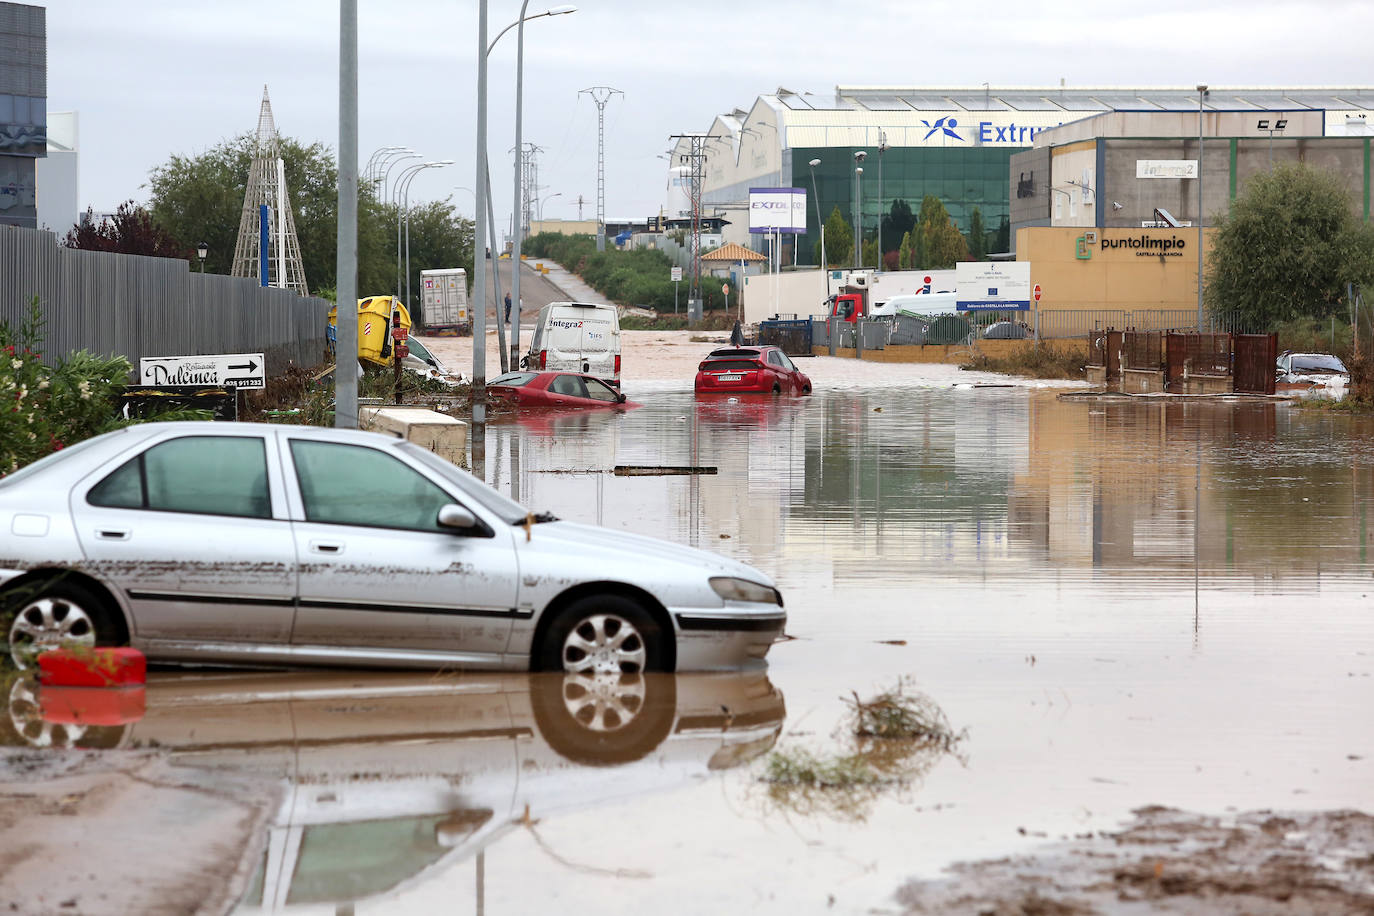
[88,436,272,519]
[288,440,454,532]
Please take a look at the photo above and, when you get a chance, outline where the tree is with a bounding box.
[64,201,190,259]
[880,199,915,255]
[145,134,402,296]
[915,195,969,269]
[814,205,852,269]
[1205,164,1367,326]
[967,207,987,261]
[898,230,913,270]
[862,237,881,269]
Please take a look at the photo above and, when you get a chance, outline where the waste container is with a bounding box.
[328,296,412,367]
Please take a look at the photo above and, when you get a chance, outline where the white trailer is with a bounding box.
[419,268,469,334]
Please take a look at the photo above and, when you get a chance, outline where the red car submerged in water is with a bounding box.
[694,346,812,395]
[488,371,640,409]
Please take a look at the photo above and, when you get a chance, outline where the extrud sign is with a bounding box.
[748,187,807,234]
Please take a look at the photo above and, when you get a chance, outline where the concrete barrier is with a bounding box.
[360,407,470,466]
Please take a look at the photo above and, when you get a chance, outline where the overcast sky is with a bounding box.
[41,0,1374,232]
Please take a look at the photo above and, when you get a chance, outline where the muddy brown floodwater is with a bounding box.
[2,357,1372,914]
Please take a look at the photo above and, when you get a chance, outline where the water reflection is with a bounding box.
[484,389,1374,582]
[4,670,784,911]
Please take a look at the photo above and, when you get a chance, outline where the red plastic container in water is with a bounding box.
[37,647,147,688]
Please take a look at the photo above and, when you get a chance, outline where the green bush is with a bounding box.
[0,301,208,475]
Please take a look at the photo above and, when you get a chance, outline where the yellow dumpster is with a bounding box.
[328,295,412,367]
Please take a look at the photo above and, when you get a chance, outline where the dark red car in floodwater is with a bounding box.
[694,346,812,395]
[488,371,640,409]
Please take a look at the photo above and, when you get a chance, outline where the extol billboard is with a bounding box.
[748,187,807,234]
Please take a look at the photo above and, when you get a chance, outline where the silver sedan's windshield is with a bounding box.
[1290,355,1347,373]
[398,442,530,524]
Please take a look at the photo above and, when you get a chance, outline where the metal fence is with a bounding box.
[0,226,332,376]
[756,318,813,355]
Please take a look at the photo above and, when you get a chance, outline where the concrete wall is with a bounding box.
[813,338,1087,365]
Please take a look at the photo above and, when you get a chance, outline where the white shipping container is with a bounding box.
[420,268,469,329]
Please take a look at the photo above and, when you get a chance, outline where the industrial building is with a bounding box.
[1010,100,1374,318]
[0,1,45,230]
[671,86,1374,267]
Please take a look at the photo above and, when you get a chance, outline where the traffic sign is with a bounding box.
[139,353,266,390]
[722,283,730,296]
[671,266,683,282]
[1033,284,1042,302]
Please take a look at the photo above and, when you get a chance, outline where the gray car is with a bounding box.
[0,423,785,672]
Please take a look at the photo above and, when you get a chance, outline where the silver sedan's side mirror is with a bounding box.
[437,504,478,530]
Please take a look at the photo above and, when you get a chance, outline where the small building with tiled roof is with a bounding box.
[701,241,769,283]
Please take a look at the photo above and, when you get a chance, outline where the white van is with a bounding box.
[872,291,962,319]
[523,302,622,386]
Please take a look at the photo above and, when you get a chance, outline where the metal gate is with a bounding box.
[757,319,813,356]
[1234,333,1278,394]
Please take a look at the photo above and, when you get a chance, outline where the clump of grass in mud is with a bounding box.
[758,678,968,822]
[962,346,1084,380]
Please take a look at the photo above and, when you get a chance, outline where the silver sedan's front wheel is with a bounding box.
[538,595,666,674]
[5,582,113,670]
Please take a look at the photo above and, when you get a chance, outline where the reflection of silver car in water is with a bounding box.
[0,423,785,673]
[5,670,785,911]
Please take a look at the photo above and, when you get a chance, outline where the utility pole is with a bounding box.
[580,86,622,251]
[671,134,707,324]
[576,194,585,220]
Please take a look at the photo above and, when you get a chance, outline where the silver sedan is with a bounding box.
[0,423,785,672]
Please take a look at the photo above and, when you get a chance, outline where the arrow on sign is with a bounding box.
[229,360,259,372]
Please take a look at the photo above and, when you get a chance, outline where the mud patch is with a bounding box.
[895,807,1374,915]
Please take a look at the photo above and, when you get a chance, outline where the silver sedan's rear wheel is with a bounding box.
[538,595,666,674]
[5,581,115,670]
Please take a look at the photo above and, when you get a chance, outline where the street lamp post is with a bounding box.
[852,150,866,269]
[1197,83,1207,330]
[394,162,427,300]
[382,151,419,204]
[537,191,562,221]
[398,161,453,317]
[196,242,207,274]
[808,158,826,270]
[365,146,406,186]
[501,2,578,373]
[876,132,887,270]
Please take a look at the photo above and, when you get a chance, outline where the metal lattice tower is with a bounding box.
[580,86,622,250]
[517,142,543,238]
[231,86,309,294]
[671,134,707,313]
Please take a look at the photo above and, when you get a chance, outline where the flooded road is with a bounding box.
[4,383,1372,913]
[467,386,1374,912]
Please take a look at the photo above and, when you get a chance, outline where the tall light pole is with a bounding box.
[474,3,489,434]
[336,0,358,429]
[1196,83,1207,330]
[808,158,826,269]
[399,161,453,315]
[365,145,406,185]
[538,191,562,221]
[502,3,577,372]
[876,131,887,270]
[373,147,415,190]
[382,151,419,204]
[394,161,429,299]
[852,150,866,269]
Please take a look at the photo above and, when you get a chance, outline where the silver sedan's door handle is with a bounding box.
[310,540,344,554]
[96,528,131,541]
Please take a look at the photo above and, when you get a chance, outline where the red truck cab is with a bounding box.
[828,292,865,323]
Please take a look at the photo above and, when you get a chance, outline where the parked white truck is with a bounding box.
[419,268,469,335]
